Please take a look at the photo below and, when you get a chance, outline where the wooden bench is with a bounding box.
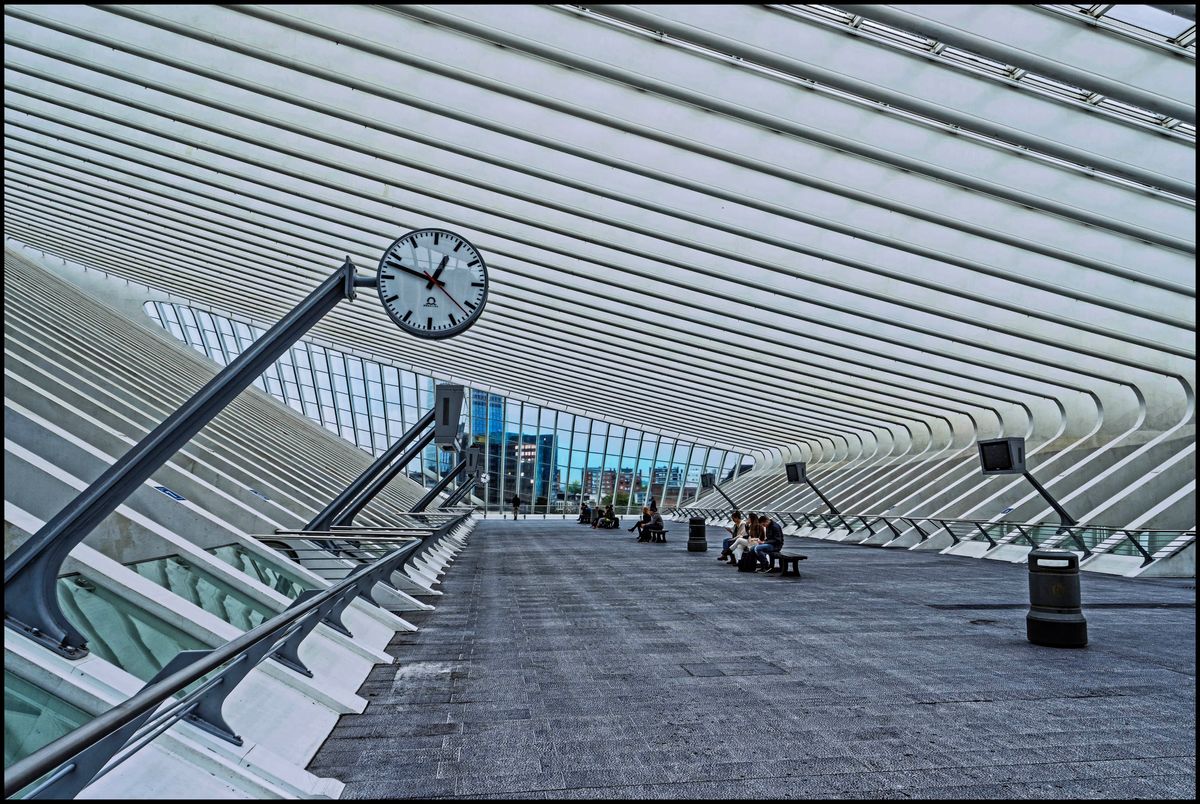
[769,551,808,576]
[641,528,668,543]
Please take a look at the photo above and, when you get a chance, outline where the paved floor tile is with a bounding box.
[312,520,1195,799]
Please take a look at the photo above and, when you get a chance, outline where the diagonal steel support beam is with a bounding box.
[440,477,478,509]
[411,460,467,513]
[804,475,842,518]
[710,483,740,511]
[331,429,436,527]
[1022,470,1079,531]
[5,259,365,658]
[307,408,435,531]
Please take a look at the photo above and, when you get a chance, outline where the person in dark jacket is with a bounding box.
[592,504,617,529]
[577,501,591,524]
[629,506,653,540]
[637,509,665,541]
[511,493,522,520]
[753,514,785,571]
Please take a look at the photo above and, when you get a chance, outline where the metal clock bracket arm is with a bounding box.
[340,256,378,301]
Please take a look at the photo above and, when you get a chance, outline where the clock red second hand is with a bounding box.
[424,271,471,318]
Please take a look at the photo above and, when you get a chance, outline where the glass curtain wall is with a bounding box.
[145,301,743,514]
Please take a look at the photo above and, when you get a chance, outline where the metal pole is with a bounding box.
[411,460,468,512]
[331,429,436,526]
[712,483,740,511]
[1022,470,1079,530]
[306,409,435,531]
[804,476,841,516]
[441,477,478,509]
[5,260,365,658]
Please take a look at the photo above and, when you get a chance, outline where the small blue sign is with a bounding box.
[249,489,271,502]
[155,486,185,501]
[1000,507,1014,514]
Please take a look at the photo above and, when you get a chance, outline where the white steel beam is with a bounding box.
[833,4,1196,123]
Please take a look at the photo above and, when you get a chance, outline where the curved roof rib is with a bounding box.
[2,4,1193,473]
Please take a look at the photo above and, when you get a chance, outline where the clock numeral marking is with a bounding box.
[453,242,463,252]
[381,274,396,280]
[471,281,485,287]
[433,232,439,245]
[403,310,412,322]
[385,294,399,303]
[467,259,480,267]
[427,317,433,331]
[449,314,458,326]
[465,300,476,310]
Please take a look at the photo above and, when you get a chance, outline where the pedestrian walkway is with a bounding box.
[309,519,1196,799]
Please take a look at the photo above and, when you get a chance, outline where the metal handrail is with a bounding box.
[665,508,1195,557]
[5,513,469,799]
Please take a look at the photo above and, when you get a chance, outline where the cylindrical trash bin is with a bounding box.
[687,517,708,552]
[1026,549,1087,648]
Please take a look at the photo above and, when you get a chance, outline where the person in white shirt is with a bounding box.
[718,511,748,563]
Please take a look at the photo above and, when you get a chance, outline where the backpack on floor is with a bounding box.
[737,551,759,572]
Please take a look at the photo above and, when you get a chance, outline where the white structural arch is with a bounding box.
[3,3,1194,528]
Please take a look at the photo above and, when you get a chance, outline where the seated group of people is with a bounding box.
[718,511,785,572]
[577,502,620,529]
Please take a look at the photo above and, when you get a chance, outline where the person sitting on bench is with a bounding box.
[638,509,665,541]
[629,506,651,538]
[577,502,591,524]
[592,503,617,529]
[753,513,785,572]
[718,511,746,563]
[732,513,760,564]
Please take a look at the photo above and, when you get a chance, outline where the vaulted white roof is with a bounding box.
[4,4,1194,461]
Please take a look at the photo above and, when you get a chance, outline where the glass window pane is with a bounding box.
[401,372,418,408]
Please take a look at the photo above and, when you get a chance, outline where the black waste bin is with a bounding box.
[1026,549,1087,648]
[687,517,707,552]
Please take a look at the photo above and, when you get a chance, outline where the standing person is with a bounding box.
[511,493,522,520]
[754,513,785,572]
[719,511,745,562]
[648,494,657,513]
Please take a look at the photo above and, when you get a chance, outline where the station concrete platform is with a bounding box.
[309,519,1196,799]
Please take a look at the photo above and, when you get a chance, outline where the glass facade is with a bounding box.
[145,301,745,515]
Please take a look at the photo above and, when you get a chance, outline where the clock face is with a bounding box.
[376,229,488,339]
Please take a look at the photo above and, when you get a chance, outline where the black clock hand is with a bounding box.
[426,255,449,289]
[384,257,436,284]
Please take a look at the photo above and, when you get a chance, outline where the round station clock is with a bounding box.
[376,229,488,339]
